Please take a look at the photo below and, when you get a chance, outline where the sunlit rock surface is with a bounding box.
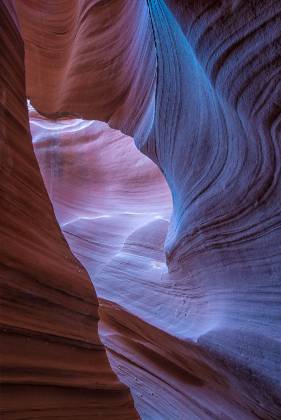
[30,107,173,417]
[2,0,281,418]
[0,2,137,419]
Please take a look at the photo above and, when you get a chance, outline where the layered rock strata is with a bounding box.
[4,0,281,418]
[0,1,137,418]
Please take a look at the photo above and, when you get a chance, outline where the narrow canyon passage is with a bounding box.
[29,103,175,418]
[2,0,281,418]
[29,101,172,289]
[29,102,281,419]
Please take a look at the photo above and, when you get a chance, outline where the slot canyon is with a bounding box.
[1,0,281,419]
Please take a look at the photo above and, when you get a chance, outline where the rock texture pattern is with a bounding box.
[3,0,281,418]
[15,0,156,141]
[0,1,137,419]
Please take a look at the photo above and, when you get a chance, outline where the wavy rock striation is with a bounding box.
[0,1,137,419]
[6,0,281,418]
[15,0,156,142]
[30,103,281,418]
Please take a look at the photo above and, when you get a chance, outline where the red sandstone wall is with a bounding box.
[0,1,137,418]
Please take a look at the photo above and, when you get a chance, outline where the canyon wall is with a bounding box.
[0,1,137,418]
[3,0,281,418]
